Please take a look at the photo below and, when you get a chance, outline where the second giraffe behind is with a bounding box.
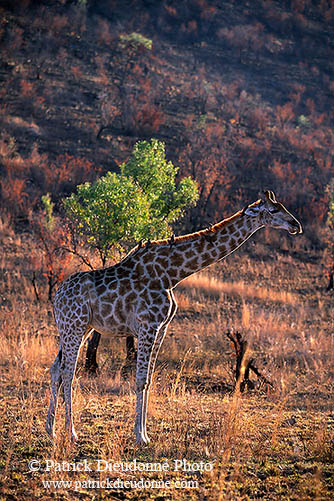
[46,190,302,445]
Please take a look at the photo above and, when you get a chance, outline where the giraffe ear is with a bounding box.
[244,205,260,216]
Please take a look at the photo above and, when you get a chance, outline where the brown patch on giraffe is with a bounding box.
[114,298,125,323]
[219,234,230,243]
[149,279,162,291]
[236,218,244,229]
[141,251,156,264]
[121,260,133,270]
[96,285,107,295]
[186,257,200,270]
[171,252,185,267]
[136,302,148,315]
[168,267,179,279]
[146,264,155,276]
[101,303,112,317]
[95,277,105,285]
[134,263,145,279]
[158,257,168,268]
[185,250,193,260]
[94,270,105,279]
[196,238,206,254]
[140,289,150,304]
[154,263,166,276]
[201,253,213,265]
[158,248,169,258]
[161,276,171,289]
[125,290,137,301]
[118,282,129,296]
[218,244,227,255]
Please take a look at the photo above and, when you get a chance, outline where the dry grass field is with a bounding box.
[0,219,333,500]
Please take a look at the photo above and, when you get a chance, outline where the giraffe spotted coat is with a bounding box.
[46,190,302,444]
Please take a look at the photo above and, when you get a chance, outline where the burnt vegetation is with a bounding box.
[0,0,334,235]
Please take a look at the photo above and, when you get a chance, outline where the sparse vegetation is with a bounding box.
[119,32,153,51]
[1,0,334,230]
[324,179,334,290]
[0,226,333,499]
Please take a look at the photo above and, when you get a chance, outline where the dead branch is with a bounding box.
[225,330,273,392]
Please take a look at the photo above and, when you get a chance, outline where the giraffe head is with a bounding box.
[244,190,302,234]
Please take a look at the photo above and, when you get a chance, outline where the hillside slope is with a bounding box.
[0,0,334,231]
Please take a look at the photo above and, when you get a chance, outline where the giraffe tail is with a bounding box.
[49,345,62,377]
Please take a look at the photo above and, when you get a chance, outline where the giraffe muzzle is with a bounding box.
[288,221,303,235]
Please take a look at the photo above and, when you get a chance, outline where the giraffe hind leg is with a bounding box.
[46,325,92,442]
[61,331,87,442]
[46,347,63,438]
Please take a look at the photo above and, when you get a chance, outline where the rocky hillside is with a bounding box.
[0,0,334,233]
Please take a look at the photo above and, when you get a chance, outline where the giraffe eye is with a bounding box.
[270,208,280,214]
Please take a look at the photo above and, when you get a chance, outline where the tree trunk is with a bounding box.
[85,332,137,376]
[85,330,101,375]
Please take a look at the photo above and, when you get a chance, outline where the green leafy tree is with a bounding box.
[64,171,151,266]
[121,139,199,237]
[119,32,153,52]
[64,139,198,374]
[64,139,199,267]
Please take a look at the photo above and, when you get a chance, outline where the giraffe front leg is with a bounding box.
[61,336,83,442]
[63,369,78,442]
[46,347,62,438]
[134,292,177,445]
[135,384,150,445]
[134,326,158,445]
[134,324,170,445]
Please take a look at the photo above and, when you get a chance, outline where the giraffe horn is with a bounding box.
[264,190,276,203]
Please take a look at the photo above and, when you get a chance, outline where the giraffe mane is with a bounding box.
[154,212,243,245]
[150,199,262,247]
[119,199,262,265]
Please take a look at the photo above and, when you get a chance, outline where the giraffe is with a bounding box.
[46,190,302,445]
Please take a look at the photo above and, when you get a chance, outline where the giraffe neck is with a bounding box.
[163,211,263,288]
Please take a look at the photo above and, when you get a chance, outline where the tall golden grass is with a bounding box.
[0,223,333,499]
[180,272,299,304]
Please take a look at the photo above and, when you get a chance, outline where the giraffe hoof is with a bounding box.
[136,434,150,446]
[71,431,78,443]
[65,426,78,443]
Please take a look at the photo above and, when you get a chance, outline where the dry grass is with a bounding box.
[181,273,299,305]
[0,229,333,500]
